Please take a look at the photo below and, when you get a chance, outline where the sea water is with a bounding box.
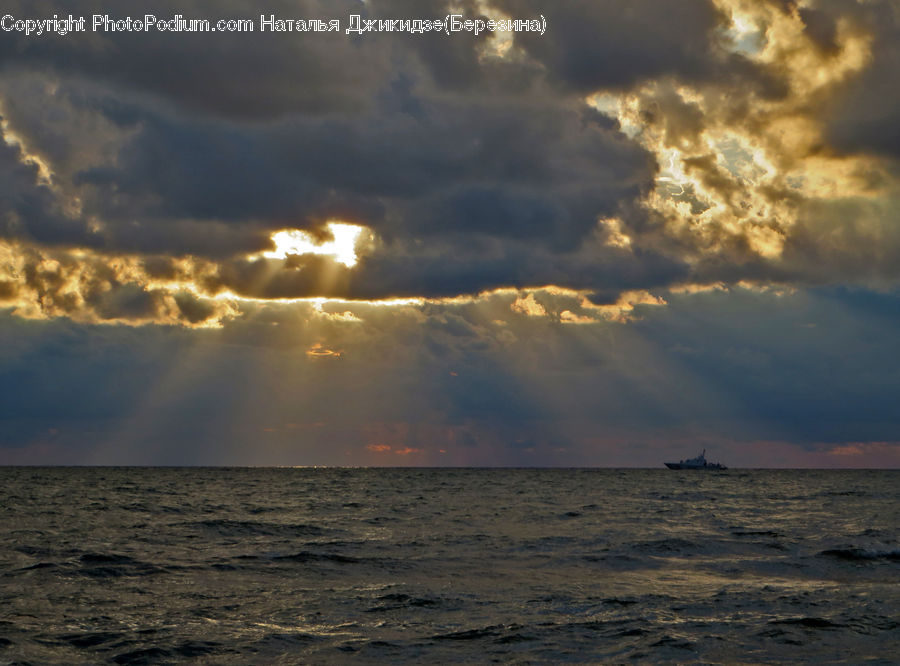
[1,468,898,664]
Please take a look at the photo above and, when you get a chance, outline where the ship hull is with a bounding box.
[665,462,727,470]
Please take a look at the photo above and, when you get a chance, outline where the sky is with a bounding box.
[1,0,900,467]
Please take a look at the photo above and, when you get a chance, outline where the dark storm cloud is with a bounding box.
[62,84,653,254]
[2,0,900,307]
[798,7,840,53]
[193,231,689,301]
[353,240,688,301]
[97,217,273,261]
[75,110,384,227]
[492,0,720,90]
[778,197,900,286]
[490,0,775,94]
[0,134,98,249]
[0,0,387,119]
[821,0,900,157]
[0,0,671,301]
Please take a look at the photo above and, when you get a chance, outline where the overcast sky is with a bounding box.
[2,0,899,466]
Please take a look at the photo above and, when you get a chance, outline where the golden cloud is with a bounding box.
[592,0,887,268]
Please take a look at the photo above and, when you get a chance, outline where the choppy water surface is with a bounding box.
[1,468,898,664]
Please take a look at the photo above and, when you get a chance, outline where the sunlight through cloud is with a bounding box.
[259,222,368,267]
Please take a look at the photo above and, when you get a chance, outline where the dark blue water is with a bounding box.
[1,468,898,663]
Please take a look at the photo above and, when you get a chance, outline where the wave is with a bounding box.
[78,552,165,578]
[272,551,361,564]
[177,519,330,538]
[14,544,55,557]
[819,548,900,562]
[13,561,58,573]
[651,635,696,650]
[432,626,501,641]
[731,529,784,538]
[601,597,639,606]
[3,467,899,664]
[252,633,321,648]
[112,642,219,664]
[633,538,701,555]
[58,631,125,648]
[113,647,172,664]
[769,617,845,629]
[365,593,441,612]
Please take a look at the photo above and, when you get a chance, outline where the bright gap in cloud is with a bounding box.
[260,222,366,267]
[716,4,766,57]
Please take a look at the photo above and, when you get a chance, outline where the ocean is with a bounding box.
[1,468,897,664]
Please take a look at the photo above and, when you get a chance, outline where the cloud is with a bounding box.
[491,0,735,92]
[0,0,655,308]
[511,293,547,317]
[3,0,898,315]
[2,0,900,466]
[0,0,391,119]
[0,240,236,326]
[820,0,900,158]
